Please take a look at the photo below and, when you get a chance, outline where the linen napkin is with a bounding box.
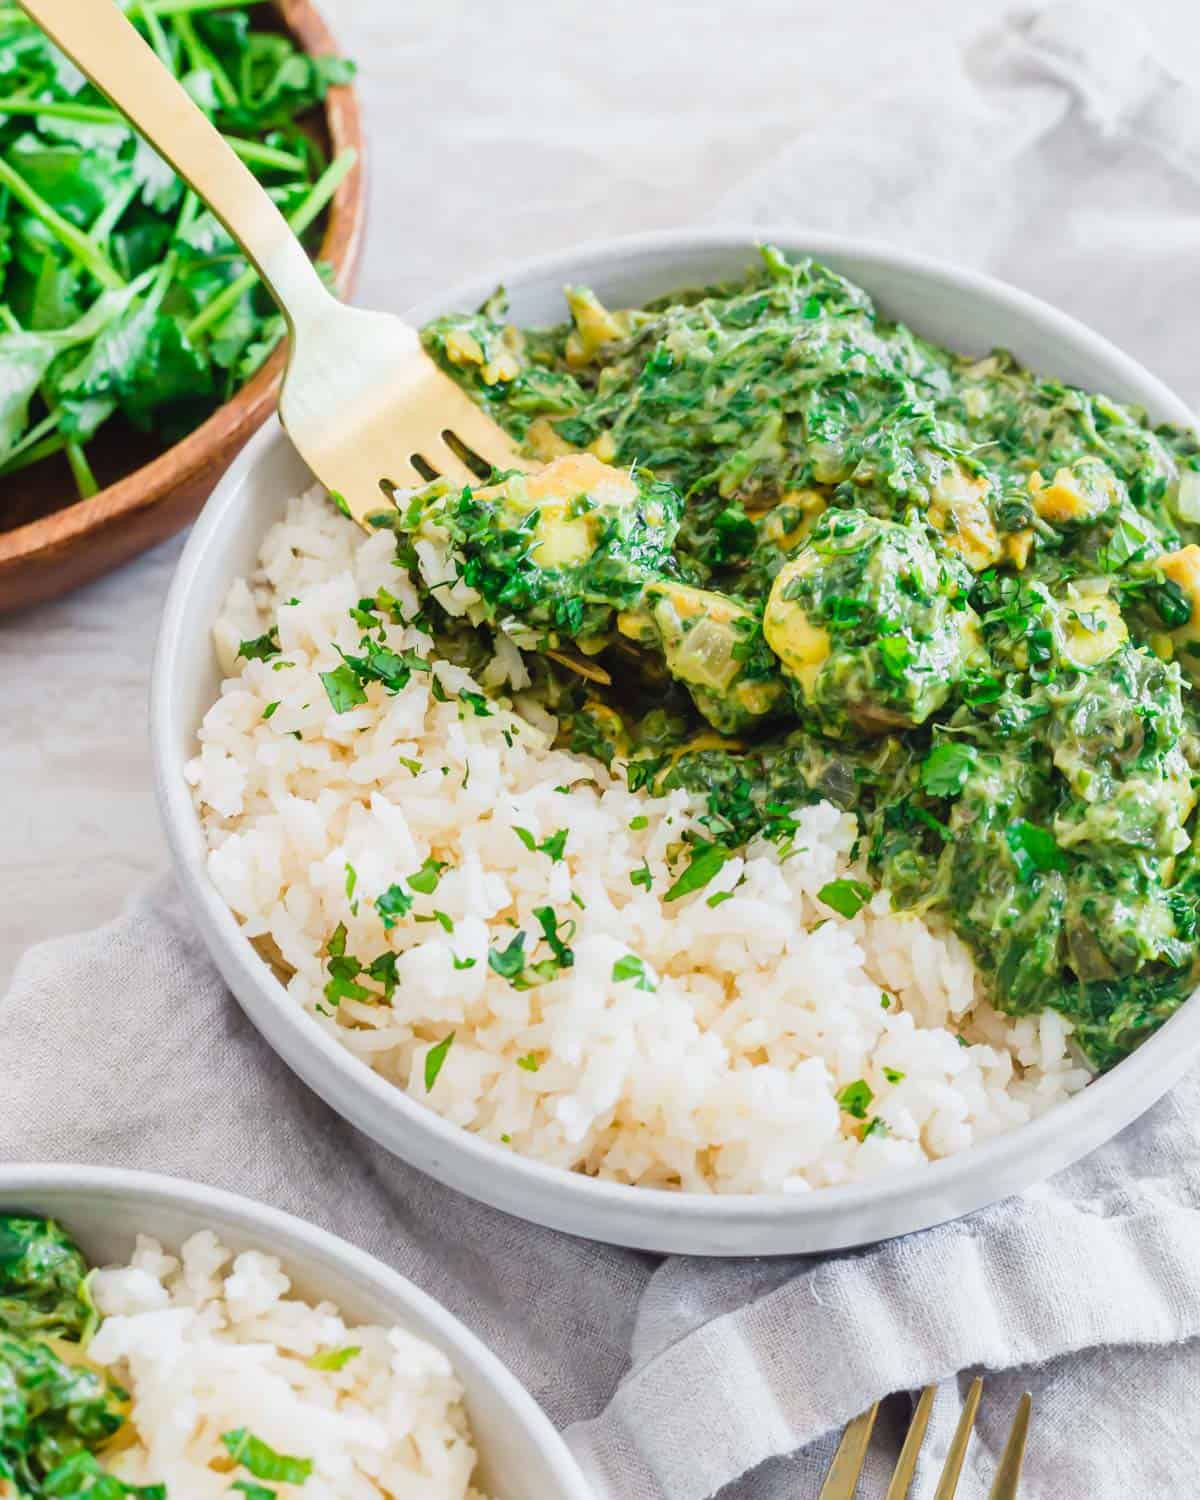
[7,5,1200,1496]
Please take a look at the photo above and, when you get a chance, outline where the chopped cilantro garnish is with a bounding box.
[1005,819,1068,880]
[836,1079,873,1119]
[612,954,656,992]
[706,889,734,908]
[399,755,423,775]
[488,931,527,979]
[629,815,649,830]
[320,663,367,713]
[424,1032,455,1091]
[459,690,493,717]
[882,1067,906,1084]
[630,859,653,891]
[532,907,575,970]
[408,856,447,894]
[516,1052,540,1072]
[307,1345,361,1371]
[221,1429,312,1485]
[817,878,872,919]
[452,954,477,970]
[238,628,281,662]
[261,701,280,720]
[920,743,976,798]
[862,1115,889,1140]
[664,841,728,902]
[375,884,413,929]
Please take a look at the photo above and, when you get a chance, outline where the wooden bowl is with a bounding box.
[0,0,366,614]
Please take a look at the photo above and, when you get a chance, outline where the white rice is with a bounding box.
[89,1231,488,1499]
[186,486,1091,1194]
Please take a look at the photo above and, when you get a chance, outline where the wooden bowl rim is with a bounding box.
[0,0,366,570]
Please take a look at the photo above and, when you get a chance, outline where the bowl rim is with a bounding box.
[153,224,1200,1254]
[0,1161,592,1499]
[0,0,367,594]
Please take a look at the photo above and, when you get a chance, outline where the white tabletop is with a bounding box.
[3,0,1198,987]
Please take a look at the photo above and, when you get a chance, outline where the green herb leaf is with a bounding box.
[320,662,367,713]
[407,856,447,894]
[452,954,477,970]
[836,1079,873,1120]
[375,884,413,929]
[238,627,280,662]
[882,1067,905,1084]
[221,1429,312,1485]
[487,931,527,980]
[817,878,872,919]
[664,841,728,902]
[516,1052,540,1072]
[261,700,280,720]
[424,1032,455,1091]
[306,1345,361,1371]
[1005,819,1068,880]
[920,743,976,798]
[612,954,656,992]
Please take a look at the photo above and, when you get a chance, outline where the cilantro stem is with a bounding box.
[184,148,356,340]
[0,157,124,290]
[65,441,99,499]
[0,101,305,172]
[0,432,67,478]
[140,4,175,70]
[173,13,239,109]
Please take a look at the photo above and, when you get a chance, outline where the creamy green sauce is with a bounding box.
[404,247,1200,1071]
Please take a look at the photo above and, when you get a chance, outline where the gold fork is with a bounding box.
[19,0,531,522]
[819,1379,1032,1500]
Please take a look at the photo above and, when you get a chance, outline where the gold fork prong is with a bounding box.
[987,1392,1032,1500]
[883,1384,937,1500]
[817,1401,880,1500]
[932,1376,984,1500]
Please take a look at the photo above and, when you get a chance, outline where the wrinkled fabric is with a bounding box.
[6,5,1200,1497]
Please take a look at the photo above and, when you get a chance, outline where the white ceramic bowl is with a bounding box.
[0,1164,590,1499]
[153,227,1200,1256]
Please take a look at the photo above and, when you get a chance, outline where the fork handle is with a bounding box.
[17,0,331,329]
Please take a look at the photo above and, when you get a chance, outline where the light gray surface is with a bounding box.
[8,4,1200,1498]
[2,0,1199,986]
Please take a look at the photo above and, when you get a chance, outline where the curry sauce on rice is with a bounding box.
[188,246,1200,1190]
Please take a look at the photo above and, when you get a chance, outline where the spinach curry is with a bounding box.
[387,247,1200,1072]
[0,1215,147,1498]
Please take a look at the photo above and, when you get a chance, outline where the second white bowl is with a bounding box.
[0,1164,590,1498]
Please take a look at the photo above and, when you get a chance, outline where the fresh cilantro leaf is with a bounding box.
[1005,819,1068,880]
[920,743,976,798]
[488,931,527,979]
[261,700,280,720]
[706,889,734,908]
[664,841,728,902]
[320,663,367,713]
[836,1079,873,1119]
[817,878,872,918]
[238,628,280,661]
[408,856,447,894]
[612,954,656,992]
[424,1031,455,1091]
[532,906,574,969]
[307,1345,361,1371]
[882,1067,905,1084]
[221,1429,312,1485]
[516,1052,540,1072]
[375,884,413,929]
[630,859,653,890]
[862,1115,889,1139]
